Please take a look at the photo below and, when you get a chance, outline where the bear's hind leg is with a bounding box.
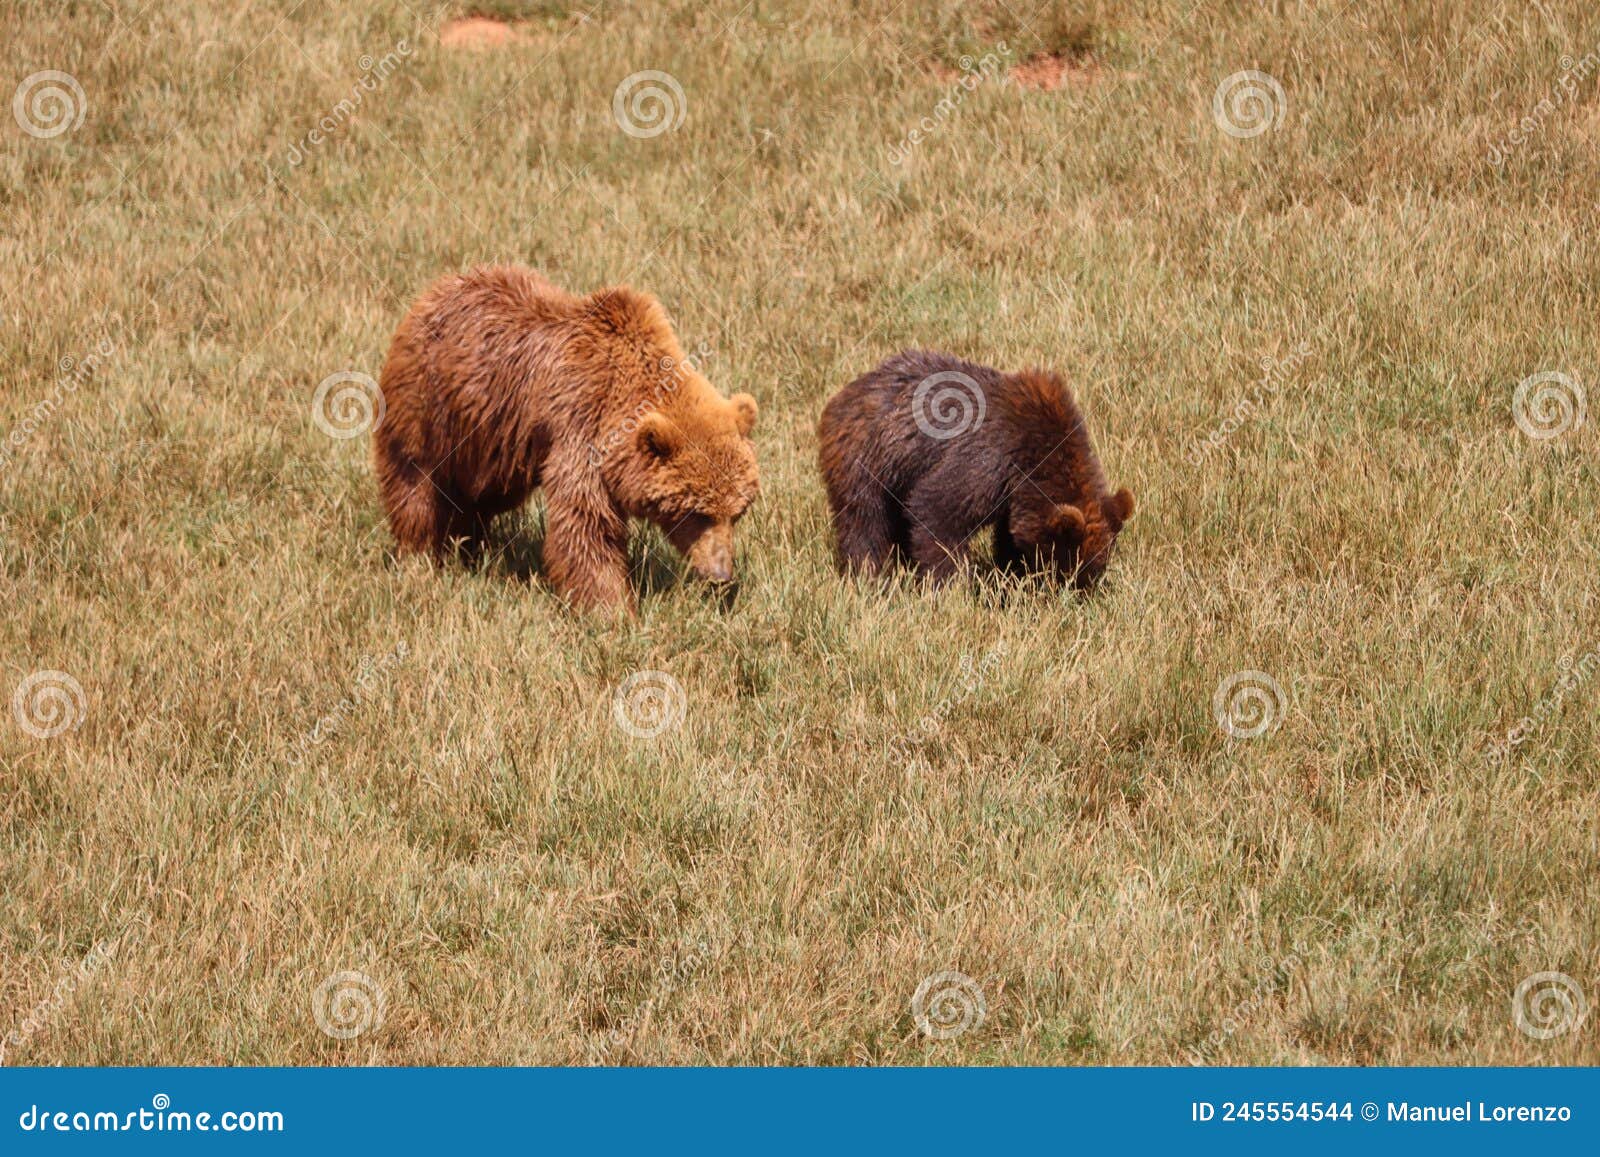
[831,493,901,575]
[379,468,454,558]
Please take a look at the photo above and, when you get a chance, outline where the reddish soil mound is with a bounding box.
[440,17,524,50]
[1009,52,1104,92]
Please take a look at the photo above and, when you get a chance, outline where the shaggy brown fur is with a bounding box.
[818,350,1133,588]
[374,266,759,612]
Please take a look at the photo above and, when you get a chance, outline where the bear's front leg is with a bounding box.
[992,519,1031,575]
[541,460,633,614]
[908,523,969,582]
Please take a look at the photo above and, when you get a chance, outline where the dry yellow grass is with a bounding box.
[1,0,1597,1064]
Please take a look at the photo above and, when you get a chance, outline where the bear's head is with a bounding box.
[616,390,760,589]
[1009,484,1133,590]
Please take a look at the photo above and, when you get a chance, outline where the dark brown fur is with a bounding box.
[817,350,1133,588]
[374,266,759,612]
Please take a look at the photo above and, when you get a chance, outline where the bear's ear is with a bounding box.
[1106,487,1135,527]
[729,392,758,436]
[1050,503,1087,540]
[636,411,679,460]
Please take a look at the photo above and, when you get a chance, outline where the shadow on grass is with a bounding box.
[482,505,688,604]
[829,525,1101,612]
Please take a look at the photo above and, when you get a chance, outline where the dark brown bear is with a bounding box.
[374,266,759,612]
[818,350,1133,588]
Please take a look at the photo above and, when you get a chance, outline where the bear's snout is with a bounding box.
[691,535,735,585]
[673,518,738,587]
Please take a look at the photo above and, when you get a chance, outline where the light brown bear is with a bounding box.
[374,266,759,612]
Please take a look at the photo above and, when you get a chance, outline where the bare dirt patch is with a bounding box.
[440,16,526,50]
[928,47,1131,93]
[1009,52,1115,92]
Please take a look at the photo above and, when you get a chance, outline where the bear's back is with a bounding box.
[821,351,1009,489]
[993,368,1106,502]
[417,265,580,335]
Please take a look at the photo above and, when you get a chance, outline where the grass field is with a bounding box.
[2,0,1598,1065]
